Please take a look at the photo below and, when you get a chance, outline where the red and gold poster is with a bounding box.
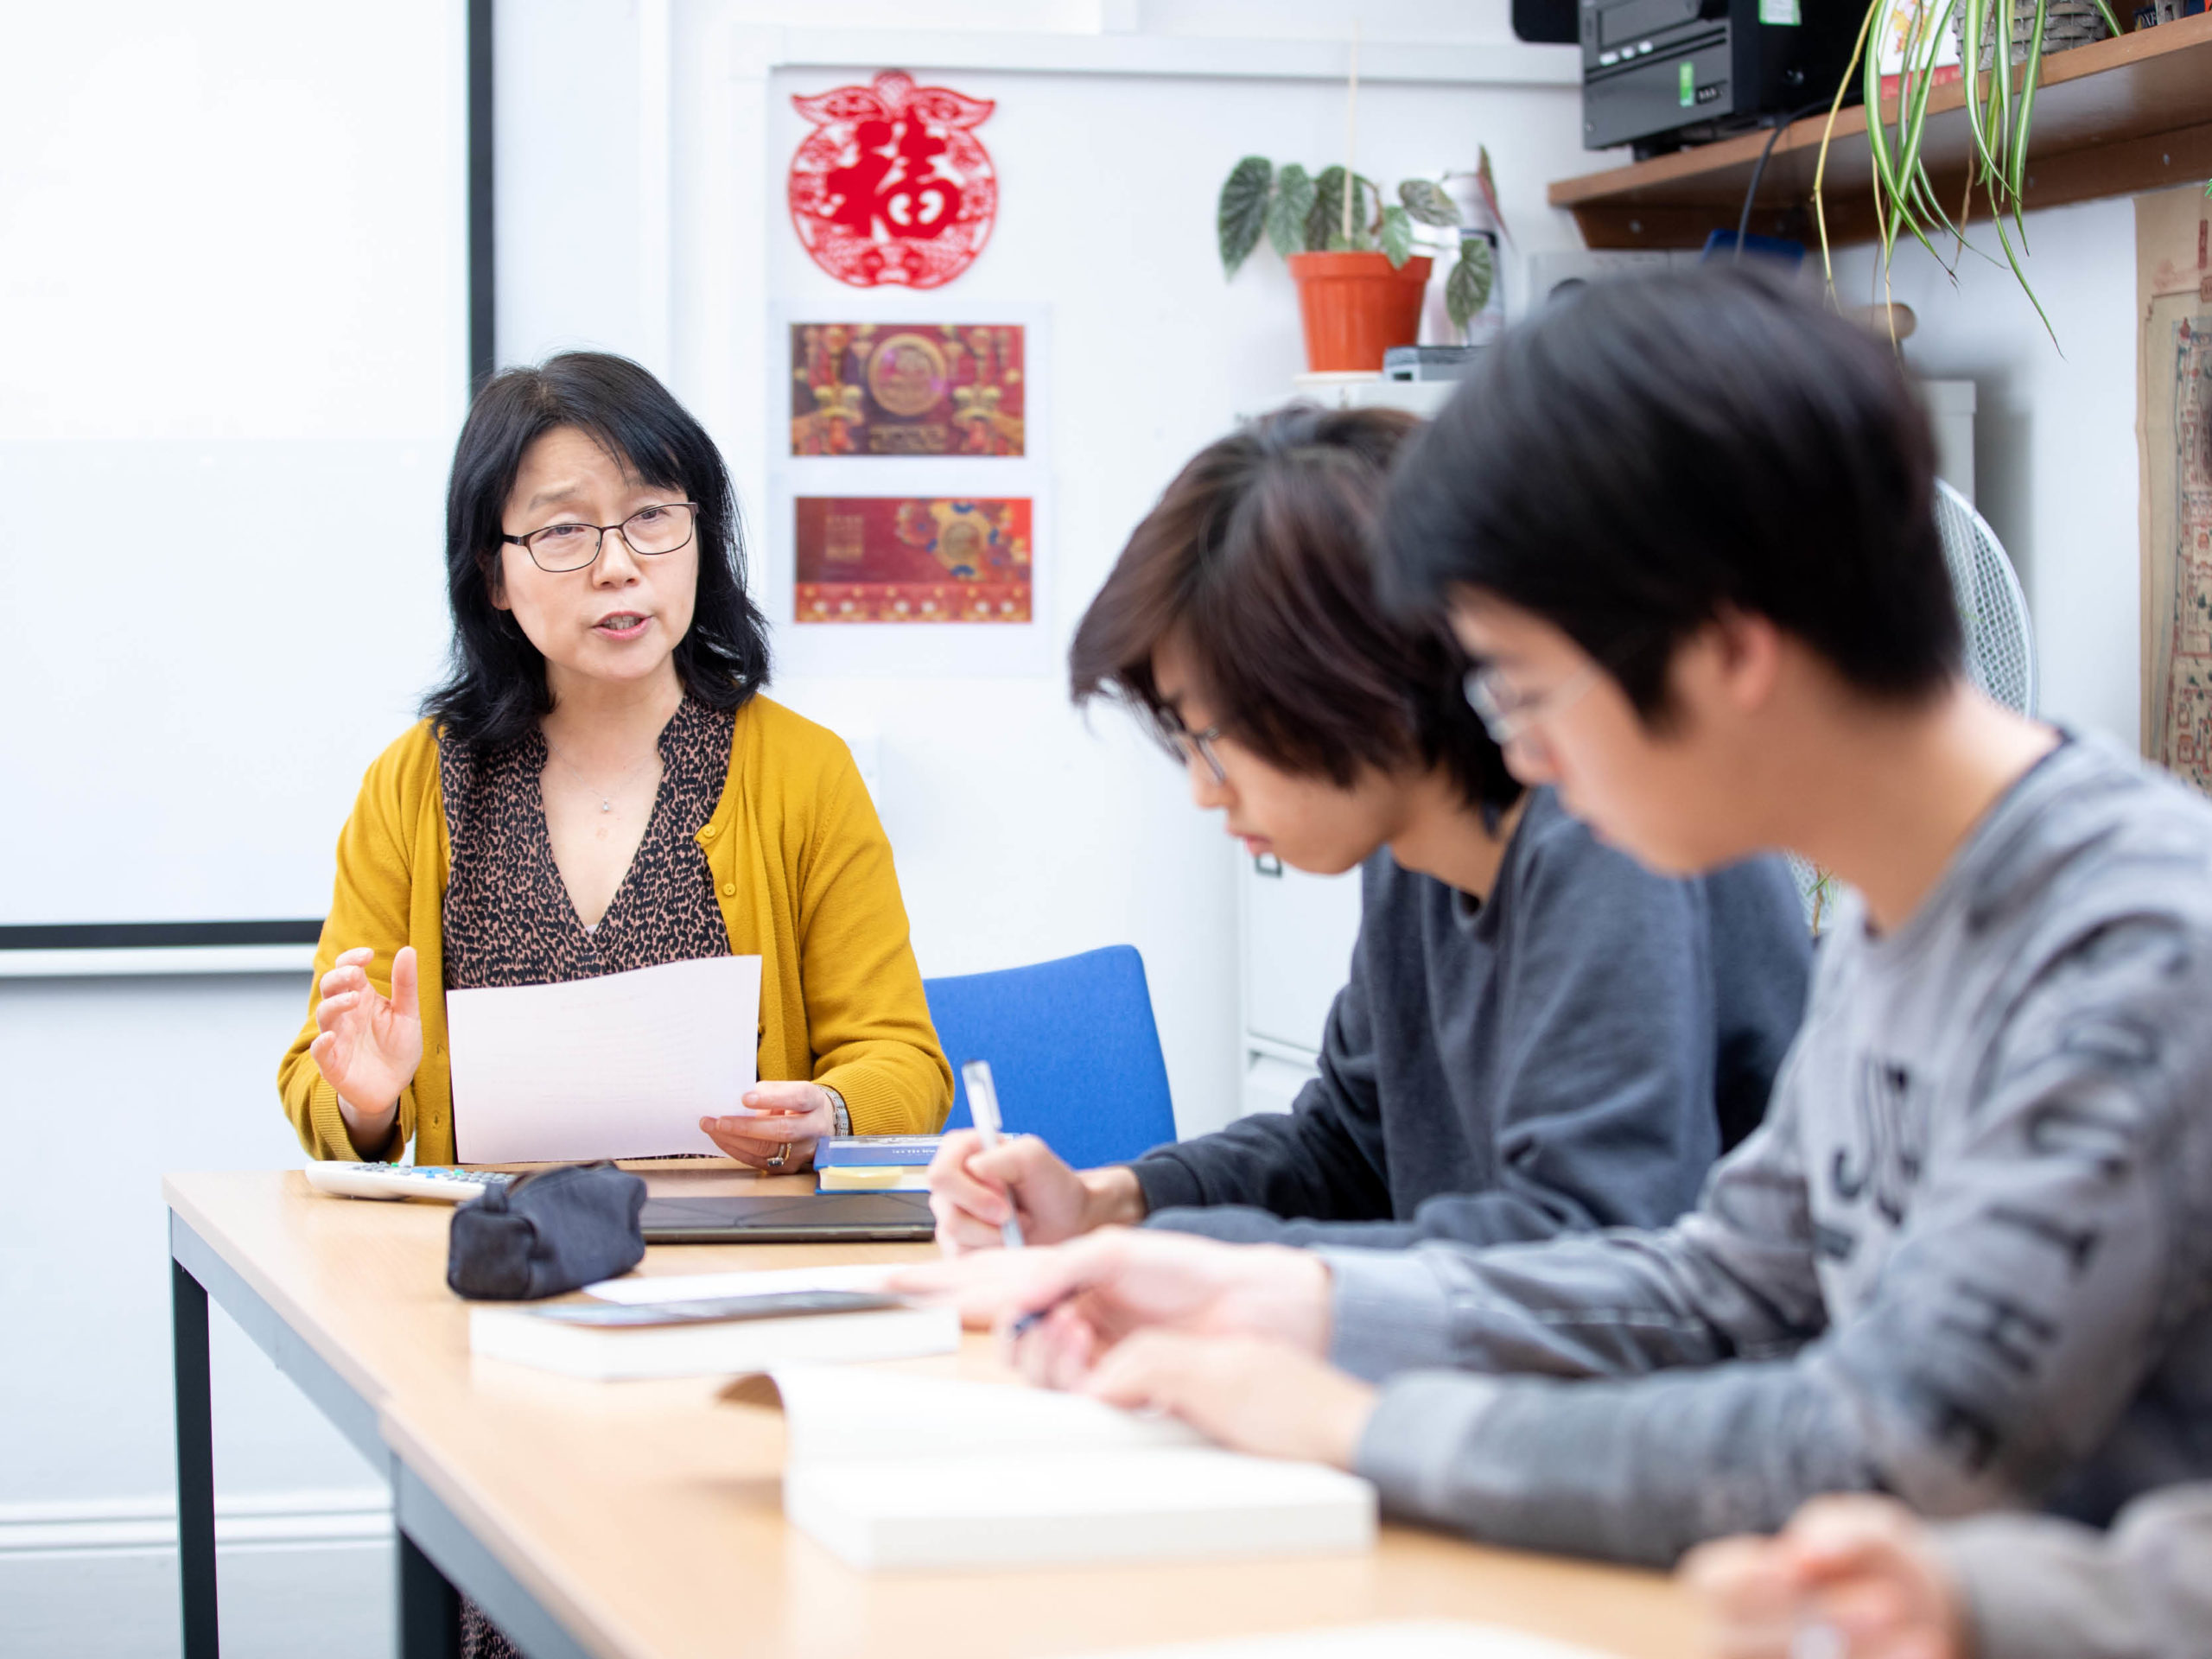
[790,322,1025,456]
[794,496,1032,624]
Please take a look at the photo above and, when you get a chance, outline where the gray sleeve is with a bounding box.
[1334,915,2212,1566]
[1154,1209,1425,1247]
[1321,1079,1828,1382]
[1932,1485,2212,1659]
[1132,884,1389,1225]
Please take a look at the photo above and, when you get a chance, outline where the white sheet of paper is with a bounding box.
[447,955,761,1163]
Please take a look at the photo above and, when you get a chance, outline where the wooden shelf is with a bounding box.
[1548,13,2212,250]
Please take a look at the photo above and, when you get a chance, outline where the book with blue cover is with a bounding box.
[815,1135,943,1168]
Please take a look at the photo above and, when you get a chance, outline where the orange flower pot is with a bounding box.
[1287,251,1433,373]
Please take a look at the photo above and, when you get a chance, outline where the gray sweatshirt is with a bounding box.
[1934,1484,2212,1659]
[1323,736,2212,1566]
[1135,787,1811,1248]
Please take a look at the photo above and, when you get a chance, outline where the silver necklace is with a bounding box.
[543,735,654,814]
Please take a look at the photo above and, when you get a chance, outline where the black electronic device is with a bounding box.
[1580,0,1859,156]
[638,1190,936,1243]
[1514,0,1581,41]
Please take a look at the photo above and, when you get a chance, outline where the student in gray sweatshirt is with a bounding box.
[924,404,1809,1255]
[893,268,2212,1570]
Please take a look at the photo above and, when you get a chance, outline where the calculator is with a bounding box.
[302,1163,517,1204]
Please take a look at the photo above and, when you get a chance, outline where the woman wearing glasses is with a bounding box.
[925,404,1809,1254]
[278,353,950,1177]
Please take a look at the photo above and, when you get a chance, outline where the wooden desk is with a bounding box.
[162,1169,1700,1659]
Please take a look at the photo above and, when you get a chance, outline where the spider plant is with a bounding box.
[1810,0,2125,342]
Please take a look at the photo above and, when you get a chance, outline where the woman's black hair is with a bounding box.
[1380,265,1961,724]
[423,352,771,748]
[1069,404,1522,823]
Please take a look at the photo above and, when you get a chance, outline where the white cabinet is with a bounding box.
[1236,851,1363,1117]
[1224,372,1427,1120]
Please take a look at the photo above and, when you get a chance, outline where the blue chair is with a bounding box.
[923,944,1178,1169]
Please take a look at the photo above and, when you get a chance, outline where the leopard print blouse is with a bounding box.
[441,696,737,1659]
[437,696,735,990]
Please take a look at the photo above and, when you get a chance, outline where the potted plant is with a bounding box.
[1217,160,1497,372]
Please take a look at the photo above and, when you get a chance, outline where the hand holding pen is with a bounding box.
[958,1060,1026,1249]
[888,1224,1337,1376]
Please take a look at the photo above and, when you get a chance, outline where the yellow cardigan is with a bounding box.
[279,696,951,1164]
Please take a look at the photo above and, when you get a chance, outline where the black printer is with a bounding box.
[1576,0,1861,156]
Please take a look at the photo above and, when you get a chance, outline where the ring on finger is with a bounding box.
[765,1142,791,1168]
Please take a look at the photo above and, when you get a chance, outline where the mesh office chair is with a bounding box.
[923,944,1178,1169]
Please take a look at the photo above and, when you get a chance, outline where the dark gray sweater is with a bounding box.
[1134,787,1812,1248]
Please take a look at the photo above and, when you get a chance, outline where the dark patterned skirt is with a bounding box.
[461,1599,523,1659]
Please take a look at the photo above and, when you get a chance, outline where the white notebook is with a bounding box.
[469,1299,958,1380]
[774,1367,1377,1571]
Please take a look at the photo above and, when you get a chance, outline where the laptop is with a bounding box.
[638,1190,936,1243]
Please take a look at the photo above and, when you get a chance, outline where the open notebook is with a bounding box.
[773,1367,1376,1571]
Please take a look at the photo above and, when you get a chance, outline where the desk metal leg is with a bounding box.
[172,1257,220,1659]
[398,1529,462,1659]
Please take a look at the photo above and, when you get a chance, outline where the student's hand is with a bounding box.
[1681,1496,1967,1659]
[925,1130,1146,1253]
[888,1225,1333,1357]
[1080,1331,1376,1467]
[310,946,423,1144]
[700,1081,836,1172]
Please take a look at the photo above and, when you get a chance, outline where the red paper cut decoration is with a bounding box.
[788,70,997,290]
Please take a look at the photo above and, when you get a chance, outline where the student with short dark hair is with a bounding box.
[925,403,1810,1253]
[894,268,2212,1569]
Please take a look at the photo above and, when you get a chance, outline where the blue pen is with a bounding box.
[1009,1285,1080,1343]
[959,1059,1025,1249]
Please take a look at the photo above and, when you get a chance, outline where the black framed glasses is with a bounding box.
[1167,722,1229,785]
[502,502,699,573]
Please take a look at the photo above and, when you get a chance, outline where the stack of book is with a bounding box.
[815,1134,941,1192]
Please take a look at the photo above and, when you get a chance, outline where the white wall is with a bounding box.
[0,0,465,929]
[1831,197,2143,747]
[0,975,392,1659]
[1,2,456,1649]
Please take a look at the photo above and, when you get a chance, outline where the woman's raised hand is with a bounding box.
[309,946,423,1141]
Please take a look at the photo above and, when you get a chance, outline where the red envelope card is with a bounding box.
[793,497,1033,624]
[789,323,1025,457]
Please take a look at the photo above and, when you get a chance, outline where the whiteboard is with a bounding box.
[0,3,467,927]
